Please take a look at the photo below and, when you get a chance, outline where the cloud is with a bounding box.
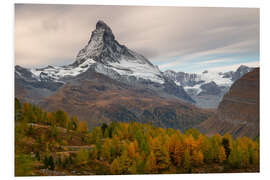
[197,58,235,65]
[207,61,260,72]
[15,4,259,72]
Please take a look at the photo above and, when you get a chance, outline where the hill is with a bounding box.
[197,68,259,139]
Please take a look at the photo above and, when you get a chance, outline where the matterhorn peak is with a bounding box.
[91,20,115,42]
[95,20,113,34]
[73,20,127,66]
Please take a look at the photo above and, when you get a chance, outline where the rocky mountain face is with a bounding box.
[197,68,259,139]
[15,21,208,130]
[231,65,254,81]
[164,65,253,109]
[15,20,194,104]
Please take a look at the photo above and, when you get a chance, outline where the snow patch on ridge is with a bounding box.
[108,58,165,84]
[30,59,96,81]
[184,84,202,95]
[197,71,233,86]
[29,57,165,84]
[182,71,233,95]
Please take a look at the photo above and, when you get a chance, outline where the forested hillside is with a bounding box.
[15,98,259,176]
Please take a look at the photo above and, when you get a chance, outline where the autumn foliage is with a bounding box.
[15,99,259,175]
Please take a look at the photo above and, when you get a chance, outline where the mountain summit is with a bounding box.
[74,20,121,65]
[74,20,153,67]
[15,20,195,104]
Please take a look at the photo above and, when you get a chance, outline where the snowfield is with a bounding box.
[108,58,164,84]
[182,71,234,95]
[197,71,233,86]
[29,57,165,84]
[30,59,96,81]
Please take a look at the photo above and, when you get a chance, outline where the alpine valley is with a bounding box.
[15,21,257,134]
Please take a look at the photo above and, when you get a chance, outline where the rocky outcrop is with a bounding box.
[232,65,253,81]
[198,81,221,96]
[73,20,141,66]
[197,68,259,139]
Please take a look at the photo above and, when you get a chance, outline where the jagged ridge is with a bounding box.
[15,20,195,104]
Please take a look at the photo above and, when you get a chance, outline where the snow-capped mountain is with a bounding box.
[28,21,164,85]
[15,20,194,104]
[15,20,254,108]
[164,65,254,108]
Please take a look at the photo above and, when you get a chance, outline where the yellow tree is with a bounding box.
[218,146,226,163]
[78,121,88,133]
[111,136,121,158]
[76,149,89,165]
[184,135,196,155]
[197,151,204,165]
[252,147,259,166]
[152,137,170,172]
[101,139,112,162]
[211,134,222,162]
[145,151,157,174]
[174,139,184,167]
[110,158,121,174]
[118,150,132,174]
[168,134,177,164]
[238,137,250,167]
[249,140,259,166]
[192,150,204,166]
[127,142,136,159]
[197,134,210,163]
[47,112,56,126]
[183,149,191,170]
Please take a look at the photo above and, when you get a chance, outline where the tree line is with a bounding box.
[87,121,259,174]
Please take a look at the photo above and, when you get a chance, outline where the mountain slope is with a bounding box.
[197,68,259,139]
[15,65,63,104]
[40,68,211,130]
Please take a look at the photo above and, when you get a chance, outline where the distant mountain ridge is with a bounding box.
[164,65,254,108]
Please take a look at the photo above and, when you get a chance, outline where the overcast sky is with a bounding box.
[15,4,259,73]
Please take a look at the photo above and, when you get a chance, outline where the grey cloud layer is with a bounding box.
[15,4,259,68]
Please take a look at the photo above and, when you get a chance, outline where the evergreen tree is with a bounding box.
[48,155,55,170]
[15,98,21,121]
[101,123,108,137]
[222,137,231,159]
